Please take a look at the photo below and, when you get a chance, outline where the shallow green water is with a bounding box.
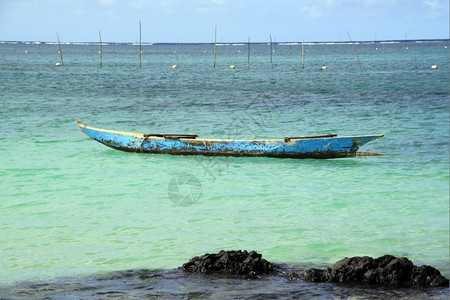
[0,41,448,284]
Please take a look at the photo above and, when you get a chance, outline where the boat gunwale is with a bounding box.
[75,121,384,143]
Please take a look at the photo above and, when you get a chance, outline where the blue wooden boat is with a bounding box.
[76,121,383,159]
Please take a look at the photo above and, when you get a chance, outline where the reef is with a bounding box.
[182,251,449,288]
[303,254,449,288]
[182,250,273,278]
[1,252,448,299]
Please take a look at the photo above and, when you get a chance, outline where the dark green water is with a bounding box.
[0,41,448,298]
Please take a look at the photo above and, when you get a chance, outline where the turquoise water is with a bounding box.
[0,41,448,288]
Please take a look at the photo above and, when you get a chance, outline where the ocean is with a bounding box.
[0,40,448,298]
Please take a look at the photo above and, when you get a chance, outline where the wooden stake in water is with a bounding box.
[99,30,103,67]
[213,24,217,68]
[413,47,418,69]
[269,34,273,69]
[347,31,362,69]
[56,33,64,66]
[247,36,250,70]
[139,20,142,68]
[174,46,179,68]
[374,33,378,50]
[302,39,305,69]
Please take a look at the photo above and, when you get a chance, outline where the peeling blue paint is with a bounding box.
[76,121,383,159]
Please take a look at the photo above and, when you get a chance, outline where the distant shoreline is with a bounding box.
[0,38,448,46]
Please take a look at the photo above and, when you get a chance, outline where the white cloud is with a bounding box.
[156,0,227,15]
[98,0,117,6]
[424,0,440,10]
[213,0,226,5]
[423,0,448,18]
[74,8,84,15]
[301,0,341,18]
[193,0,227,13]
[161,0,176,14]
[324,0,341,6]
[131,0,145,9]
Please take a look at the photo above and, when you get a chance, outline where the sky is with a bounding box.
[0,0,448,43]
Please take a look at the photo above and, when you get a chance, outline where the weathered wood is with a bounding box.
[356,152,384,156]
[284,134,337,142]
[76,121,383,159]
[144,133,198,139]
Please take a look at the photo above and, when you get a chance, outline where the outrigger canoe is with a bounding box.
[76,121,383,159]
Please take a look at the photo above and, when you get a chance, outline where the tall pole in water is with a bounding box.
[174,46,179,68]
[269,34,273,69]
[413,47,418,69]
[347,31,362,70]
[56,33,64,66]
[213,24,217,68]
[302,39,305,69]
[139,20,142,68]
[99,30,102,67]
[247,36,250,70]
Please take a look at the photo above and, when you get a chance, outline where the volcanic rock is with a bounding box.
[182,250,273,278]
[303,255,449,288]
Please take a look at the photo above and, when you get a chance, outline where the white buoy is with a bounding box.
[203,50,207,54]
[55,62,61,66]
[24,50,28,54]
[230,65,235,69]
[431,65,438,69]
[321,66,328,70]
[171,65,177,69]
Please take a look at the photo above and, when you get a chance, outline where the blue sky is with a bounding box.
[0,0,448,42]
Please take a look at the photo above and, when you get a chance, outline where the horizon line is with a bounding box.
[0,38,449,45]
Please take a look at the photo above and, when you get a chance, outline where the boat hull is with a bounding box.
[76,121,383,159]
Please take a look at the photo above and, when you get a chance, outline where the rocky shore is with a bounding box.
[182,250,449,288]
[1,251,448,299]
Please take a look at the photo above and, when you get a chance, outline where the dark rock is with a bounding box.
[332,256,377,282]
[411,265,450,287]
[286,271,301,281]
[374,254,397,268]
[303,267,333,282]
[375,257,414,286]
[182,250,273,278]
[303,255,449,288]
